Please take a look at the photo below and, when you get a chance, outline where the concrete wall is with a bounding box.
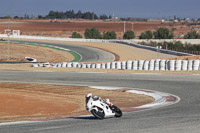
[128,39,200,45]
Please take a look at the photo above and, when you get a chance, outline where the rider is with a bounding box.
[85,93,113,107]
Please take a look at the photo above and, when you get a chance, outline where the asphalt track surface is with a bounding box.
[10,40,115,62]
[0,40,200,133]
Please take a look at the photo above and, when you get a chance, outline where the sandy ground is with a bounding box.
[1,19,199,39]
[0,83,153,123]
[0,42,74,62]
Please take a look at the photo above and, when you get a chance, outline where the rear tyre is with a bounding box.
[111,105,122,117]
[91,107,105,119]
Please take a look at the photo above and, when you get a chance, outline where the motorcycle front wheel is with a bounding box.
[91,107,105,119]
[111,105,122,117]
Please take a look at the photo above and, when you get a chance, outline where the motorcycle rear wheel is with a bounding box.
[91,107,105,119]
[111,105,122,117]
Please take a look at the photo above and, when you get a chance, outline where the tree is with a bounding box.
[71,32,82,38]
[48,11,56,19]
[139,31,153,39]
[14,16,19,19]
[38,15,43,19]
[84,28,102,39]
[123,31,135,39]
[102,31,117,39]
[100,14,108,20]
[76,10,82,18]
[153,28,173,39]
[184,31,200,39]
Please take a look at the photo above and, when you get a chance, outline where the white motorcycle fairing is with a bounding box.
[86,97,115,118]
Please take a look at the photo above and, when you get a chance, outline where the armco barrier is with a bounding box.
[33,59,200,71]
[112,40,194,56]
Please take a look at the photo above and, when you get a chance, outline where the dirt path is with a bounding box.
[0,83,153,123]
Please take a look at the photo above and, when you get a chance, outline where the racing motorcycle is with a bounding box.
[85,93,122,119]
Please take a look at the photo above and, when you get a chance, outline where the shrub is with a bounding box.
[102,31,117,39]
[123,31,135,39]
[71,32,82,38]
[153,28,173,39]
[184,31,200,39]
[84,28,102,39]
[139,31,153,39]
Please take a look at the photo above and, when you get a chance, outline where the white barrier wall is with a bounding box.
[182,60,188,71]
[149,60,155,71]
[155,59,160,71]
[138,60,144,70]
[143,60,149,70]
[160,60,166,71]
[116,62,122,69]
[133,61,138,70]
[33,59,200,71]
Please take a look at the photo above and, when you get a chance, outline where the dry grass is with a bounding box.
[0,42,74,62]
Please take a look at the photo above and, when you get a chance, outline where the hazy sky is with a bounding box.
[1,0,200,18]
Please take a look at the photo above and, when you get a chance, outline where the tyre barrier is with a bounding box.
[127,61,133,70]
[138,60,144,70]
[155,59,160,71]
[32,59,200,71]
[182,60,188,71]
[116,62,122,69]
[102,63,106,69]
[143,60,149,70]
[133,61,138,70]
[175,60,182,71]
[149,60,155,71]
[160,60,166,71]
[121,61,126,69]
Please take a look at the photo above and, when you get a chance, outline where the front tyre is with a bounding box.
[111,105,122,117]
[91,107,105,119]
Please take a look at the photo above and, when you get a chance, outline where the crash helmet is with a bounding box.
[86,93,92,98]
